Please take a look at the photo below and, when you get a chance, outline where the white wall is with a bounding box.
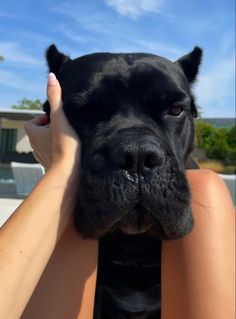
[1,118,32,152]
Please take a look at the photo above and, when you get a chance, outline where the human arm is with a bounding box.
[161,169,235,319]
[0,74,98,319]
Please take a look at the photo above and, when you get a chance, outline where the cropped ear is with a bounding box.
[43,100,50,118]
[175,47,202,84]
[45,44,70,75]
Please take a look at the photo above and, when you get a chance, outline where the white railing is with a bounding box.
[219,174,236,205]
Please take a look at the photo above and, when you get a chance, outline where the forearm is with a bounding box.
[21,219,98,319]
[0,163,79,319]
[161,170,235,319]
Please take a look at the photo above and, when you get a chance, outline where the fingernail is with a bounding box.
[48,72,57,86]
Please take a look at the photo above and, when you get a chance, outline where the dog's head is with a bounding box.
[44,45,202,239]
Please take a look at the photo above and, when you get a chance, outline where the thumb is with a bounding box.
[47,73,62,114]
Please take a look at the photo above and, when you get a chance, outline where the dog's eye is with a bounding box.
[167,105,183,116]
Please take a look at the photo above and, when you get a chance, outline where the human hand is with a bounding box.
[24,73,81,172]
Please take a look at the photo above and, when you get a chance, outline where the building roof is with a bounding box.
[0,109,44,121]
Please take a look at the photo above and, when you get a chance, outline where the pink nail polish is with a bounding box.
[48,72,57,86]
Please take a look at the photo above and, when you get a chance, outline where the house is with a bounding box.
[0,109,45,197]
[0,109,44,161]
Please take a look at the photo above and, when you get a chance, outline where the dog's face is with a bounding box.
[44,45,202,240]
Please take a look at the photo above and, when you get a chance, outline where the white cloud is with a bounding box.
[105,0,163,18]
[0,69,45,108]
[52,3,180,59]
[220,31,235,53]
[53,3,114,36]
[195,56,235,117]
[0,42,42,67]
[56,27,89,44]
[127,39,183,59]
[0,70,44,94]
[55,1,163,25]
[56,22,182,59]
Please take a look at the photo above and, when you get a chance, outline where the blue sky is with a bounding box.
[0,0,235,117]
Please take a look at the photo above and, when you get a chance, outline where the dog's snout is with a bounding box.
[111,141,163,174]
[117,147,163,172]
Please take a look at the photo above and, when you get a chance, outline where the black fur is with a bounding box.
[44,45,202,319]
[175,46,202,84]
[45,44,70,76]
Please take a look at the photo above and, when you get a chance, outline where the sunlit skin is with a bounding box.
[0,75,234,319]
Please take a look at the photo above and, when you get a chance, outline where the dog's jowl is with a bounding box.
[44,45,202,319]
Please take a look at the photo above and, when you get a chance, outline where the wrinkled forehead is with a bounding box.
[58,53,189,99]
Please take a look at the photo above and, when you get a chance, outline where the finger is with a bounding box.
[29,114,49,125]
[24,114,49,133]
[47,73,62,114]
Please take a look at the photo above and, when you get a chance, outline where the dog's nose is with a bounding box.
[110,142,164,174]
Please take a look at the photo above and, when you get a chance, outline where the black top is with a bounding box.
[94,231,162,319]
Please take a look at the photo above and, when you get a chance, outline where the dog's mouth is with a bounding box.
[109,202,166,237]
[77,156,193,240]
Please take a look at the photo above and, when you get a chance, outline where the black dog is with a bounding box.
[44,45,202,319]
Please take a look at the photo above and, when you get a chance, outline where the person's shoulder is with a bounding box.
[186,168,224,186]
[186,169,233,206]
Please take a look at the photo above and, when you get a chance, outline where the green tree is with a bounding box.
[195,120,236,164]
[0,55,4,62]
[11,98,42,110]
[207,128,229,160]
[195,120,216,154]
[226,125,236,163]
[227,125,236,148]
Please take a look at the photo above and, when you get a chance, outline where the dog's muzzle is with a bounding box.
[93,127,165,176]
[76,127,193,239]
